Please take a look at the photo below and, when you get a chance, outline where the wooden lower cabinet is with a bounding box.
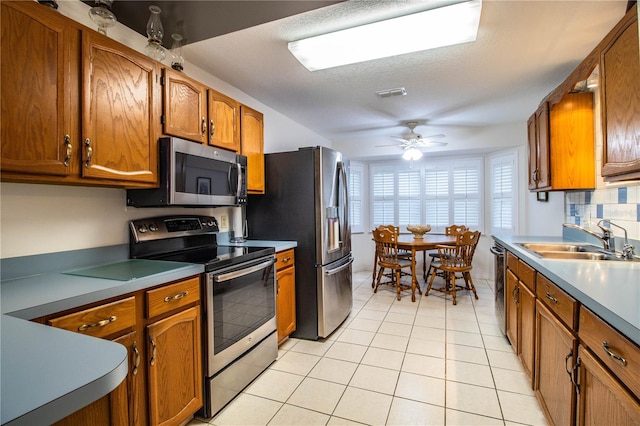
[505,268,519,349]
[535,300,577,426]
[576,346,640,426]
[519,283,536,381]
[147,305,202,426]
[276,249,296,343]
[44,276,202,426]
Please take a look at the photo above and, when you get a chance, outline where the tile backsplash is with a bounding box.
[566,184,640,241]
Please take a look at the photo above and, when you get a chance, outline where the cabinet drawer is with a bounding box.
[517,259,536,292]
[276,249,295,271]
[147,276,200,319]
[506,251,519,272]
[49,297,136,338]
[579,306,640,398]
[536,274,577,330]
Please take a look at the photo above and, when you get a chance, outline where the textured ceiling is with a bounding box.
[177,1,629,160]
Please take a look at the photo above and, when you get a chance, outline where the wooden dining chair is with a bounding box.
[423,224,469,280]
[425,230,481,305]
[371,225,412,288]
[372,226,414,301]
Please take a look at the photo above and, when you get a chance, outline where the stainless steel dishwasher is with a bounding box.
[490,240,506,336]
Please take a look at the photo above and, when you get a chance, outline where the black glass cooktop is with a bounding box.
[149,245,274,271]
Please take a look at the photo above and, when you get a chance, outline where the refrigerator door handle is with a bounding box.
[338,161,349,247]
[324,254,354,276]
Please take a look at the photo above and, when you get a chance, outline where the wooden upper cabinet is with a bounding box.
[162,68,208,144]
[82,31,159,185]
[240,105,265,194]
[549,92,595,190]
[1,1,79,177]
[601,8,640,181]
[527,102,550,191]
[208,89,240,151]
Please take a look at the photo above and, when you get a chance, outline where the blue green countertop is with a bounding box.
[1,246,204,425]
[493,235,640,346]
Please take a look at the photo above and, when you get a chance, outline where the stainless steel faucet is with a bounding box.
[563,223,613,252]
[598,219,634,259]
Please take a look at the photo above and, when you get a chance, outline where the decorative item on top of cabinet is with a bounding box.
[240,105,265,194]
[276,248,296,343]
[600,7,640,181]
[1,1,160,188]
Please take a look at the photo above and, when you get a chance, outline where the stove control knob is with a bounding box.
[137,224,148,233]
[149,224,159,232]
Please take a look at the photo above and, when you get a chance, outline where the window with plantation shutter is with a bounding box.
[490,152,516,234]
[349,162,364,233]
[370,158,483,233]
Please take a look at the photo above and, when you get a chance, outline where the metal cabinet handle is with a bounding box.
[77,315,116,331]
[572,355,581,395]
[602,341,627,366]
[512,286,519,305]
[281,257,291,263]
[164,291,188,302]
[201,117,207,135]
[533,169,539,183]
[64,134,72,166]
[84,138,92,167]
[132,341,140,375]
[545,292,558,304]
[209,119,215,138]
[149,335,157,366]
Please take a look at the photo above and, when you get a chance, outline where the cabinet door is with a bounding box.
[527,103,550,190]
[527,113,539,190]
[277,265,296,343]
[113,331,144,426]
[506,269,519,349]
[147,305,203,426]
[520,283,536,385]
[163,68,208,144]
[576,346,640,426]
[1,1,78,177]
[240,105,265,194]
[82,31,159,185]
[535,300,577,426]
[208,89,240,151]
[53,379,128,426]
[601,11,640,181]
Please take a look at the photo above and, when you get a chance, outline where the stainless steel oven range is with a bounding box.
[129,215,277,418]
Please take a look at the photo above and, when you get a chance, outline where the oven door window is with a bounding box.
[212,259,276,354]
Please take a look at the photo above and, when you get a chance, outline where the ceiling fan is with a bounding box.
[376,121,447,160]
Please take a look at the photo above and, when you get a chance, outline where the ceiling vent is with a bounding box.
[376,87,407,98]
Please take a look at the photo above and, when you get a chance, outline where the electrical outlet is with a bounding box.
[220,214,228,230]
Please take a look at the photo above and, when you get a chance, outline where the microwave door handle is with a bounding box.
[236,163,242,198]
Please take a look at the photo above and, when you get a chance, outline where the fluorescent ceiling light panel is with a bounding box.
[288,0,482,71]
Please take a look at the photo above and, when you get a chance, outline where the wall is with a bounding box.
[0,0,331,260]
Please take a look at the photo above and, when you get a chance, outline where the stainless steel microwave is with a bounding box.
[127,137,247,207]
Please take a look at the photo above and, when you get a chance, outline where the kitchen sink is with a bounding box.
[517,243,638,262]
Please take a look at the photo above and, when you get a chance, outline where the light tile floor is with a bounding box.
[190,271,549,426]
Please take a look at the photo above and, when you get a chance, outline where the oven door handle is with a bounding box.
[213,258,276,282]
[324,254,354,276]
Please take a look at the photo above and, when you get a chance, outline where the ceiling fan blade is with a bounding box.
[423,133,446,139]
[416,140,448,147]
[375,143,405,147]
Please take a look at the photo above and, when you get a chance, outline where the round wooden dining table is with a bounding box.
[382,234,458,302]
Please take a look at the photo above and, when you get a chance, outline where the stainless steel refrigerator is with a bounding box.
[246,146,353,340]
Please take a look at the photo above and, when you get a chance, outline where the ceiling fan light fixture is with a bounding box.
[402,147,423,161]
[288,0,482,71]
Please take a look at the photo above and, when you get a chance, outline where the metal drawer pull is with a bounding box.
[602,341,627,366]
[164,291,188,302]
[545,292,558,304]
[77,315,116,331]
[281,257,291,263]
[132,341,140,375]
[149,335,157,366]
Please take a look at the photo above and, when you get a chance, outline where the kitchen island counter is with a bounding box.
[1,245,204,425]
[494,235,640,346]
